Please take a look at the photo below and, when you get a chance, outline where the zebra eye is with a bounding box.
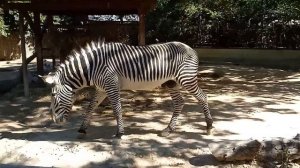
[51,92,57,96]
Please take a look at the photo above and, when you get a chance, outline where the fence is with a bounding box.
[0,33,21,61]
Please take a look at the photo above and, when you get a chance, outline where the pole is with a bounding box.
[138,12,145,45]
[34,12,43,75]
[19,11,29,97]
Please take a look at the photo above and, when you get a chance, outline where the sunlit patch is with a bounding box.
[0,122,24,132]
[209,94,275,104]
[279,73,300,82]
[265,100,300,113]
[10,104,22,107]
[215,111,300,140]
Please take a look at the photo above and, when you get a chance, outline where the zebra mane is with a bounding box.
[55,37,105,74]
[68,37,105,61]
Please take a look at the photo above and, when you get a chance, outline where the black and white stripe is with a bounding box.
[47,40,213,137]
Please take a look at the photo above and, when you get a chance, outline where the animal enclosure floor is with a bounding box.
[0,65,300,168]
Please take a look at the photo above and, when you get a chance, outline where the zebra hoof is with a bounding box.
[111,138,122,146]
[78,129,87,134]
[206,127,214,135]
[112,132,124,139]
[160,127,173,137]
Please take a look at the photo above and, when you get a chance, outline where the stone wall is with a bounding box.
[196,48,300,70]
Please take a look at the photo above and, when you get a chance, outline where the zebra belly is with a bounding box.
[119,77,172,90]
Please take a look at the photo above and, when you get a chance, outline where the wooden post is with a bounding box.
[46,15,56,70]
[19,12,29,97]
[138,12,145,45]
[34,12,43,75]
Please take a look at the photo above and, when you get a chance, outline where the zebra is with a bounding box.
[41,39,214,138]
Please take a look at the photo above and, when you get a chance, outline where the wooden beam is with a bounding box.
[1,0,157,15]
[138,12,145,45]
[19,11,29,97]
[47,15,56,70]
[33,12,43,75]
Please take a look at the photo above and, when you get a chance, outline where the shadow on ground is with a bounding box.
[0,64,299,167]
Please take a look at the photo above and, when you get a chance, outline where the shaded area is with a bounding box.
[0,64,300,167]
[0,57,51,94]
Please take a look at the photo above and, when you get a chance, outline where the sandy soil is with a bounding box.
[0,64,300,168]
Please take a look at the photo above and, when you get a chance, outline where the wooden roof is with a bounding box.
[0,0,156,15]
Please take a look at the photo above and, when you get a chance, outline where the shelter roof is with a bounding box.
[0,0,156,15]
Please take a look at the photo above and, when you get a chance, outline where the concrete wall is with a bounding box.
[196,48,300,70]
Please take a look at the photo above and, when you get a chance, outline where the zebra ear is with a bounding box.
[38,75,57,85]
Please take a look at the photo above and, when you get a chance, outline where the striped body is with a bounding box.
[59,42,193,90]
[44,40,213,137]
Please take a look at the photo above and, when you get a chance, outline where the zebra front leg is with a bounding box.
[161,87,184,137]
[180,77,214,135]
[78,90,107,134]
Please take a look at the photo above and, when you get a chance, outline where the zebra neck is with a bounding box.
[57,59,90,89]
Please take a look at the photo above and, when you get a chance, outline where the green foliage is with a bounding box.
[1,0,299,48]
[146,0,300,48]
[0,16,8,36]
[0,10,19,36]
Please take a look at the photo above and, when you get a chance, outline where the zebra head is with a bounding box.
[40,72,74,124]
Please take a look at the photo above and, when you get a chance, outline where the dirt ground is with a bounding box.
[0,64,300,168]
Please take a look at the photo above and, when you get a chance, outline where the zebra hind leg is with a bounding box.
[104,81,124,139]
[78,90,107,135]
[179,76,214,135]
[160,80,184,137]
